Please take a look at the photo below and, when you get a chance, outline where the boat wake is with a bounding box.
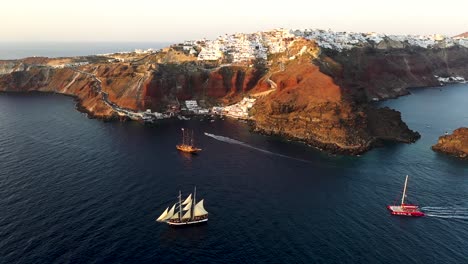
[422,206,468,220]
[204,132,311,163]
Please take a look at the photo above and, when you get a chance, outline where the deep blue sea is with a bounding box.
[0,42,170,60]
[0,84,467,263]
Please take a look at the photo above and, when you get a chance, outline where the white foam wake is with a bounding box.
[204,132,311,163]
[422,206,468,220]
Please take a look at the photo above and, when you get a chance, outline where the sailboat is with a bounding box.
[387,175,425,217]
[176,128,202,153]
[156,187,209,226]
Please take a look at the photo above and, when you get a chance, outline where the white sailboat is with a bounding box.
[156,187,209,226]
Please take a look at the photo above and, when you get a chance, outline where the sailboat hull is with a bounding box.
[388,176,424,217]
[387,205,425,217]
[176,144,202,154]
[167,218,208,226]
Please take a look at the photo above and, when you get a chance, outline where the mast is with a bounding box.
[191,130,194,147]
[401,175,408,205]
[179,190,182,221]
[181,128,185,145]
[192,186,197,220]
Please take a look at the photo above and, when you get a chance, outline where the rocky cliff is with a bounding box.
[432,128,468,160]
[0,60,25,75]
[0,54,261,119]
[252,40,420,154]
[320,46,468,102]
[1,35,467,155]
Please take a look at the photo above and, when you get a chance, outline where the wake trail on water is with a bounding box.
[204,132,312,164]
[422,206,468,220]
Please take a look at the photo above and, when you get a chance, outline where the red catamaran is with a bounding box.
[387,175,425,217]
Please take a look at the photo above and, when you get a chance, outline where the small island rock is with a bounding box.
[432,127,468,160]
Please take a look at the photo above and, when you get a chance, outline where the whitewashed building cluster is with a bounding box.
[195,33,269,62]
[221,97,256,119]
[183,100,209,114]
[298,29,468,50]
[435,75,467,85]
[134,48,156,54]
[181,29,294,63]
[51,61,90,69]
[260,29,296,54]
[183,29,468,62]
[197,42,224,61]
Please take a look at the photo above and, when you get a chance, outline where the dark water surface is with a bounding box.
[0,85,467,263]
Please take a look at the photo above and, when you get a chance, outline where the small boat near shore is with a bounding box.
[387,175,425,217]
[176,128,202,153]
[156,187,209,226]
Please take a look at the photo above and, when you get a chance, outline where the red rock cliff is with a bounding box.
[251,41,420,154]
[0,56,262,118]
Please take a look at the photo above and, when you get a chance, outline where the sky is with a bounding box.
[1,0,467,42]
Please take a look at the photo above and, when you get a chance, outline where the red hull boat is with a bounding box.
[387,175,425,217]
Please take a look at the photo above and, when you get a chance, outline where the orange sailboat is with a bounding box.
[176,128,202,154]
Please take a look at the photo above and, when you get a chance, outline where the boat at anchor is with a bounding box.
[387,175,425,217]
[156,187,209,226]
[176,128,202,154]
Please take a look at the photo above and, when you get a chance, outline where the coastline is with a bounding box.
[2,81,464,155]
[1,31,467,156]
[0,90,118,121]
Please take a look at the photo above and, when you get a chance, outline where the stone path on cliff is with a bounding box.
[61,72,80,92]
[251,73,278,98]
[125,73,150,108]
[71,67,140,117]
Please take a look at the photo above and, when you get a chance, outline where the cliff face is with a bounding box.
[0,57,261,118]
[144,64,261,109]
[322,47,468,102]
[0,60,25,75]
[0,66,115,119]
[252,43,420,154]
[432,128,468,160]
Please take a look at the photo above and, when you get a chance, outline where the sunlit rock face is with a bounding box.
[432,128,468,160]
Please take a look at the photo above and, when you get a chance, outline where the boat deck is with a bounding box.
[168,218,208,226]
[388,205,419,212]
[387,205,424,216]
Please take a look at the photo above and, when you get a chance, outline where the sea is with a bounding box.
[0,84,467,263]
[0,42,170,60]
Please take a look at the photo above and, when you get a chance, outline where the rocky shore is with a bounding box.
[432,128,468,160]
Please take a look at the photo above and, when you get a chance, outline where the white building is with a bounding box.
[222,97,256,119]
[185,100,199,110]
[176,28,468,63]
